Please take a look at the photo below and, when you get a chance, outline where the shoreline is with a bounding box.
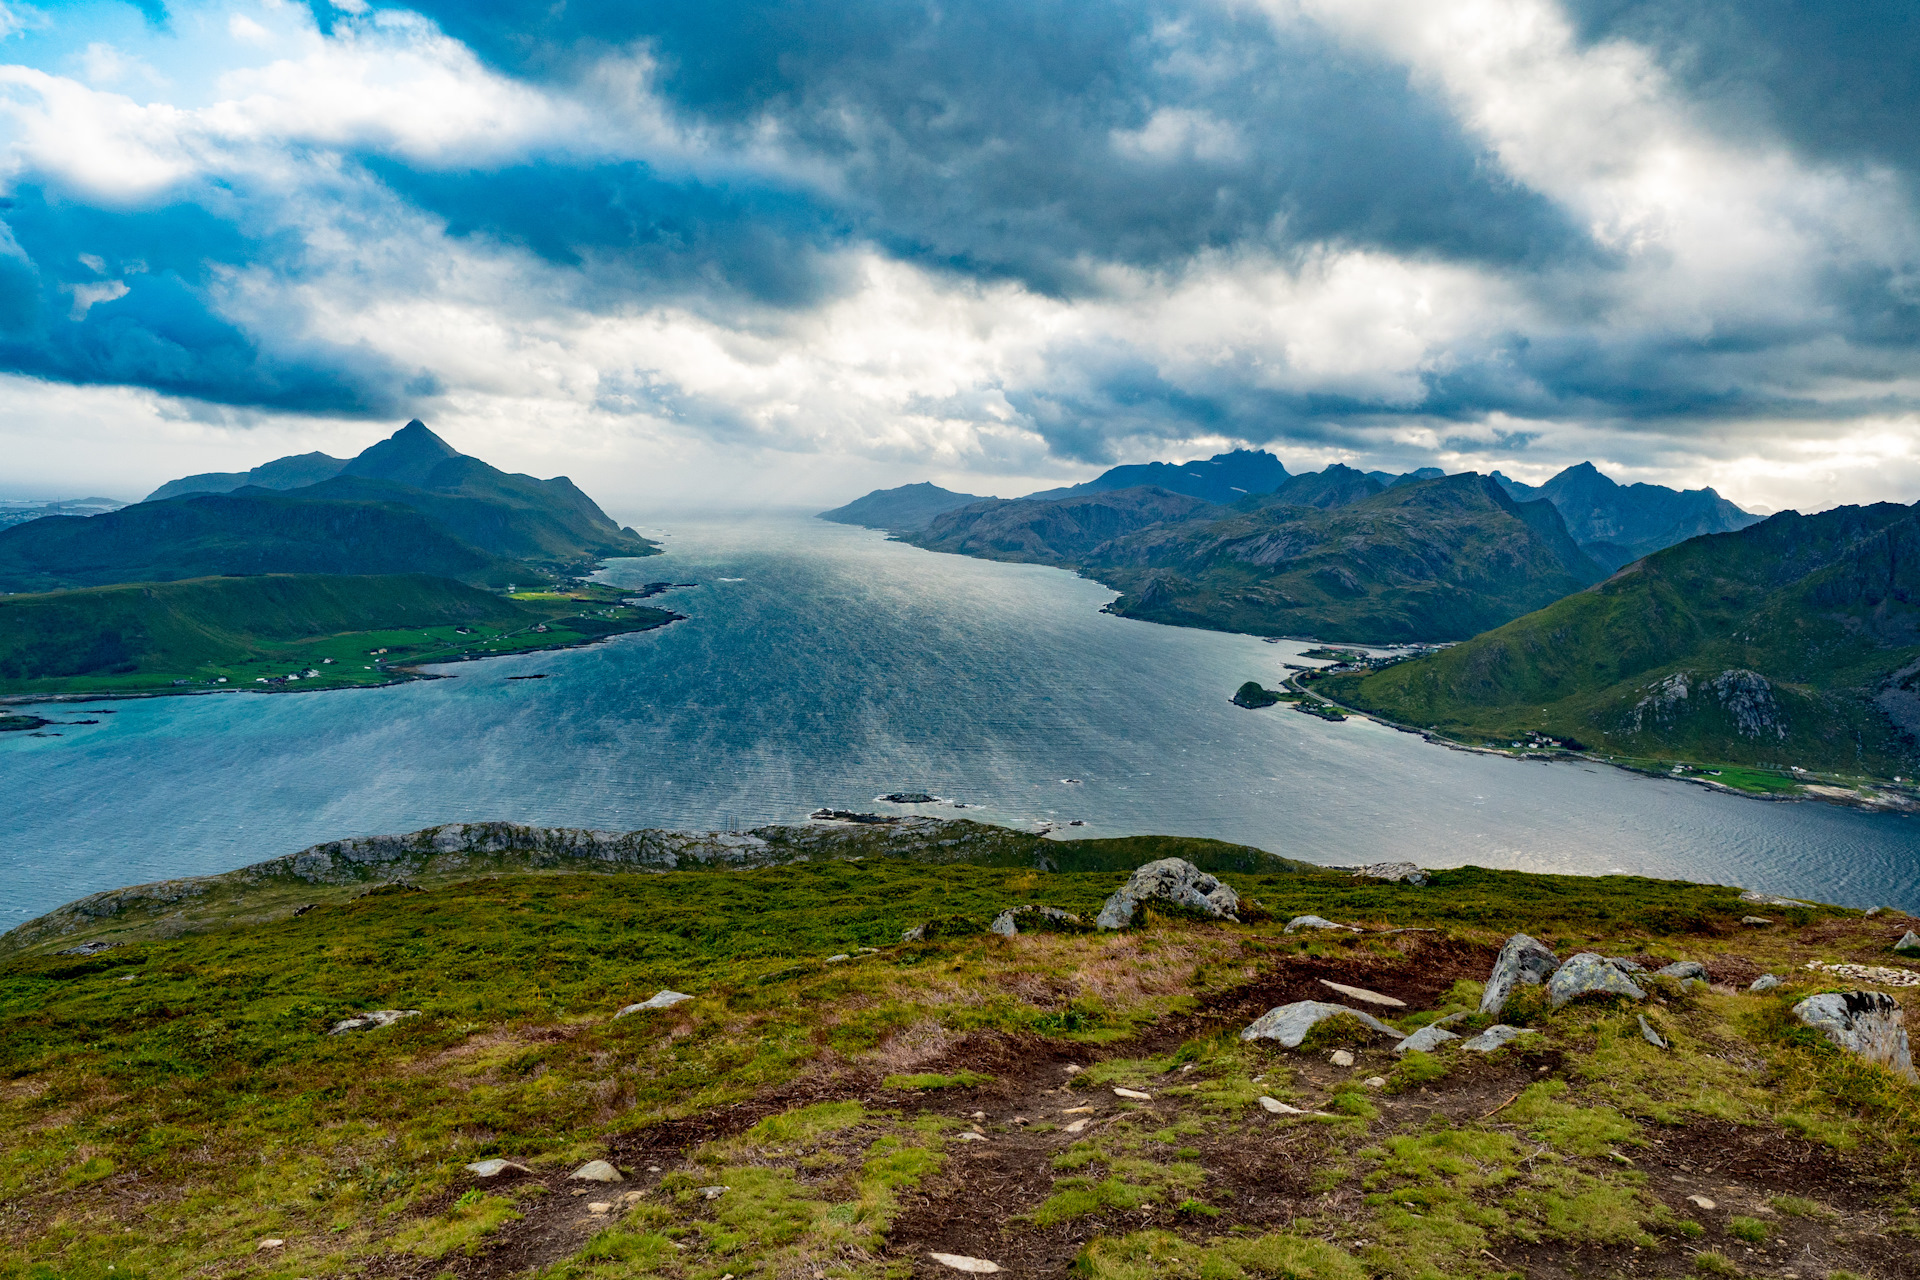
[0,611,687,711]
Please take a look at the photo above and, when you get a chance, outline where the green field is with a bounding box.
[3,826,1916,1279]
[0,574,680,699]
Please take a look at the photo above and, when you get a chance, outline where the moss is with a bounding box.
[1727,1215,1771,1243]
[1503,1080,1639,1158]
[1073,1228,1366,1280]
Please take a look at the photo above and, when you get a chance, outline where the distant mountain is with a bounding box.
[0,492,529,593]
[1365,467,1445,489]
[1092,474,1604,642]
[2,421,656,592]
[146,452,348,502]
[819,482,990,533]
[908,488,1222,565]
[1268,464,1384,510]
[1023,449,1290,504]
[1492,462,1761,570]
[1327,502,1920,780]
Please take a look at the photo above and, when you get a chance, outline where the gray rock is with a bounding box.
[1459,1025,1536,1053]
[989,905,1085,936]
[329,1009,421,1035]
[1638,1014,1668,1049]
[1350,862,1430,886]
[465,1158,530,1178]
[1740,889,1814,908]
[615,990,692,1018]
[1395,1022,1462,1055]
[1479,934,1561,1016]
[1792,991,1918,1082]
[1239,1000,1406,1049]
[1283,915,1351,934]
[569,1160,623,1182]
[1549,953,1648,1008]
[1606,957,1647,975]
[1749,974,1783,992]
[1094,858,1240,930]
[1654,961,1709,981]
[901,923,926,942]
[1894,931,1920,955]
[1742,916,1773,926]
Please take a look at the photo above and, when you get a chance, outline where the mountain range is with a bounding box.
[1324,501,1920,778]
[0,422,656,593]
[1492,463,1762,570]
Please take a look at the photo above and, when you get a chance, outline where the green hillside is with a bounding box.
[0,493,533,593]
[1095,474,1603,642]
[1322,502,1920,783]
[0,574,679,696]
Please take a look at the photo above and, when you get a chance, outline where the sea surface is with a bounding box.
[4,513,1917,924]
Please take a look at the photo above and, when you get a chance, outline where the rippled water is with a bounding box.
[4,513,1917,924]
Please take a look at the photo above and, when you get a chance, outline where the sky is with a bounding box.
[2,0,1920,514]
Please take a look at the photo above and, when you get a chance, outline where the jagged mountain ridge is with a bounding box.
[1494,462,1761,570]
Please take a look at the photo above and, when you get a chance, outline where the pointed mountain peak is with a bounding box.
[341,419,464,487]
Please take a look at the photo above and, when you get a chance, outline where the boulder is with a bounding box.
[1350,862,1430,886]
[1654,961,1708,981]
[1548,953,1647,1008]
[1239,1000,1406,1049]
[1283,915,1351,934]
[615,990,692,1018]
[1894,931,1920,956]
[569,1160,623,1183]
[1459,1025,1537,1053]
[1792,991,1919,1082]
[1479,934,1561,1016]
[328,1009,422,1035]
[1395,1022,1463,1055]
[989,905,1085,936]
[1749,974,1783,992]
[1094,858,1239,930]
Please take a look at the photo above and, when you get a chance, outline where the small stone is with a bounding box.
[570,1160,623,1183]
[1318,978,1407,1008]
[1283,914,1351,934]
[1112,1087,1152,1100]
[825,953,850,962]
[256,1238,285,1251]
[1257,1096,1331,1117]
[1459,1025,1536,1053]
[1749,975,1783,992]
[1062,1118,1090,1133]
[1687,1194,1717,1211]
[699,1185,729,1199]
[958,1132,989,1142]
[1742,916,1773,926]
[1548,953,1647,1008]
[647,1165,661,1173]
[970,1111,986,1119]
[1638,1014,1668,1049]
[619,1191,644,1206]
[614,990,693,1018]
[1792,991,1918,1082]
[1654,961,1708,981]
[587,1201,611,1215]
[1895,931,1920,956]
[1866,906,1883,917]
[464,1158,530,1178]
[1363,1076,1387,1088]
[1394,1023,1462,1055]
[929,1253,1004,1274]
[1061,1105,1093,1114]
[1240,1000,1407,1049]
[328,1009,421,1035]
[1063,1064,1082,1074]
[1329,1049,1355,1067]
[1480,934,1561,1017]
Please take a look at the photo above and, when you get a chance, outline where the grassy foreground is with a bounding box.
[4,831,1919,1280]
[0,575,679,699]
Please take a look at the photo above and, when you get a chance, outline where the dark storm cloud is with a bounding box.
[0,187,428,414]
[363,0,1590,294]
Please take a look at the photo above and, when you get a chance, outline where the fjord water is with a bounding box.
[4,514,1916,924]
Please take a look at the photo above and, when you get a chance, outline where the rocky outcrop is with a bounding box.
[1283,915,1352,934]
[1349,862,1430,886]
[1480,934,1560,1016]
[1792,991,1918,1082]
[1395,1018,1464,1055]
[1654,961,1708,981]
[1895,931,1920,955]
[615,990,691,1018]
[1750,974,1783,992]
[1094,858,1240,930]
[1548,953,1647,1008]
[1239,1000,1406,1049]
[989,905,1086,936]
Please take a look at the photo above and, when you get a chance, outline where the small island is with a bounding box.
[1230,680,1293,708]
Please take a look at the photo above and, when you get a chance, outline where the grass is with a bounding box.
[1,837,1914,1279]
[0,574,678,698]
